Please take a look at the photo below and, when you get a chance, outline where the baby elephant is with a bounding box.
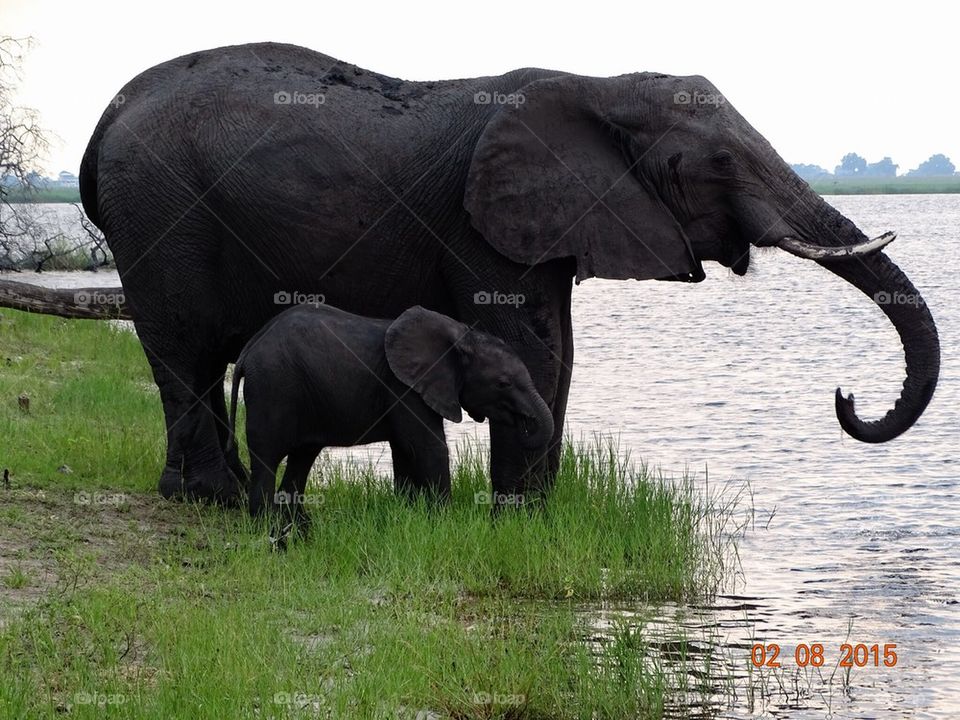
[227,304,553,524]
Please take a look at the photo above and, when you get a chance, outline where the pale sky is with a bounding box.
[2,0,954,176]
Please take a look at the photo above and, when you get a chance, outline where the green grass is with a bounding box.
[3,187,82,203]
[2,564,30,589]
[0,311,163,492]
[0,308,739,718]
[808,176,960,195]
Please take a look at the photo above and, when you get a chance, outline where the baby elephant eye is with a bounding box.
[496,379,512,389]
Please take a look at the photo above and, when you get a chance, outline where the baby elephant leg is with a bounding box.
[390,438,419,500]
[248,448,283,519]
[274,445,322,543]
[390,434,451,504]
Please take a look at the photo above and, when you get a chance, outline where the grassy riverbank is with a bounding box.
[0,309,738,718]
[808,176,960,195]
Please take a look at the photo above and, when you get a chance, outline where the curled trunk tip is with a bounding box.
[823,252,940,443]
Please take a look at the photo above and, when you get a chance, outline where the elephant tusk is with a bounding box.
[777,231,896,262]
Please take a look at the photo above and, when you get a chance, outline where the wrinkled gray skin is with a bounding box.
[228,305,553,523]
[80,43,939,506]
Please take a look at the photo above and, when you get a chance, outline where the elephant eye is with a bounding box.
[711,149,735,170]
[496,379,511,389]
[712,149,733,162]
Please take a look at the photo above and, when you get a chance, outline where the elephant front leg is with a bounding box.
[488,422,550,511]
[390,417,451,504]
[542,295,574,490]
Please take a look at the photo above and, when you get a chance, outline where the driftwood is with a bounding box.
[0,277,132,320]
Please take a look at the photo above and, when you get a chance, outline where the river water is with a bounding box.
[7,196,958,718]
[566,194,959,719]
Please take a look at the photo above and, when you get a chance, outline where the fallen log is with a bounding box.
[0,278,132,320]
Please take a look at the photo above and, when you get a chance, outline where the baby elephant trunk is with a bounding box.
[516,389,555,450]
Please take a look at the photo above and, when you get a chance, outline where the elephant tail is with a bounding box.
[226,360,245,455]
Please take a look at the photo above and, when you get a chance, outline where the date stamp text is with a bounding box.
[751,643,898,669]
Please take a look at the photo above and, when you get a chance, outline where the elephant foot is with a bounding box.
[519,487,549,514]
[276,500,312,535]
[268,512,309,552]
[158,463,245,507]
[488,486,546,519]
[159,465,185,500]
[269,520,294,552]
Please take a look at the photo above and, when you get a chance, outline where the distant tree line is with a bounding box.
[792,153,957,181]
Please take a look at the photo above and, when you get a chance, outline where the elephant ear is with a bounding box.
[385,306,465,423]
[464,74,703,282]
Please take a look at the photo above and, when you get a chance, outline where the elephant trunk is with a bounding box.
[749,169,940,442]
[819,251,940,442]
[517,388,555,450]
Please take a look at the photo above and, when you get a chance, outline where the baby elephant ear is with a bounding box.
[385,306,465,423]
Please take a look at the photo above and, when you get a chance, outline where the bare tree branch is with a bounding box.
[73,202,111,270]
[0,36,48,195]
[0,38,114,275]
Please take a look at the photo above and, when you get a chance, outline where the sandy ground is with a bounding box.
[0,483,189,629]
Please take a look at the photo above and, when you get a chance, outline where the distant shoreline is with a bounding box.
[808,177,960,195]
[5,178,960,204]
[4,188,82,203]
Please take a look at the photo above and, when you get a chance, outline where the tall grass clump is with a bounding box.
[301,437,732,603]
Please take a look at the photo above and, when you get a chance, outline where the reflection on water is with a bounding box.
[7,195,957,717]
[567,194,959,718]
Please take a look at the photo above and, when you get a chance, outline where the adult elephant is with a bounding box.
[74,43,938,504]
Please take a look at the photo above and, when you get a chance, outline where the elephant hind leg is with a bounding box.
[276,445,323,533]
[247,443,283,521]
[107,208,248,505]
[208,364,249,489]
[143,343,243,506]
